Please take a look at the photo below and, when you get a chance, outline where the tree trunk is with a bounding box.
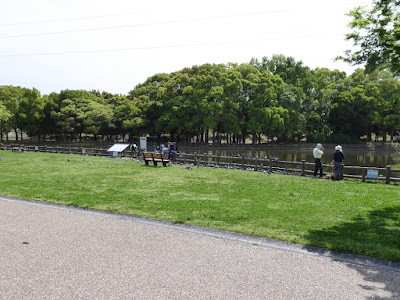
[14,128,18,141]
[20,130,23,142]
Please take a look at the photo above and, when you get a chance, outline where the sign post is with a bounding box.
[140,137,147,152]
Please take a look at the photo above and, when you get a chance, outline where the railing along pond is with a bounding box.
[174,152,400,184]
[1,144,399,184]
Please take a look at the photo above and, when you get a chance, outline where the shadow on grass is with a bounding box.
[304,206,400,299]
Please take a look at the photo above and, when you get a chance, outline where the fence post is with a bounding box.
[93,147,96,156]
[242,154,245,170]
[386,165,391,184]
[55,146,58,153]
[301,160,306,176]
[67,146,70,154]
[217,152,220,166]
[269,157,273,172]
[362,168,367,182]
[44,145,47,152]
[285,162,288,174]
[255,156,258,171]
[205,152,208,165]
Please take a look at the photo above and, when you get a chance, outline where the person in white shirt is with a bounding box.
[313,143,324,178]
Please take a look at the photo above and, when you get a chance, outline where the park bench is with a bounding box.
[143,152,170,167]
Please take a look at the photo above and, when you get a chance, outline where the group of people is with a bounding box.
[159,142,177,160]
[313,143,344,180]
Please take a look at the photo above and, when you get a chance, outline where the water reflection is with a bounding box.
[184,149,400,168]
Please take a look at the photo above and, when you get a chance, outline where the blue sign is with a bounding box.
[367,169,379,179]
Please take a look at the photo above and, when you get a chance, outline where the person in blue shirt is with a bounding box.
[331,145,344,180]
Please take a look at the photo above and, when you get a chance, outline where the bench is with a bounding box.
[143,152,170,167]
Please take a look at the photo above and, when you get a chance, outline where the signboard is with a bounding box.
[107,143,130,153]
[124,134,129,141]
[367,169,379,179]
[273,136,278,143]
[140,137,147,152]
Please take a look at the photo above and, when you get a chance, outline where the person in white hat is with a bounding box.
[332,145,344,180]
[312,143,324,178]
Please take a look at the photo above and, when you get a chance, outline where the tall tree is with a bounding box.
[340,0,400,74]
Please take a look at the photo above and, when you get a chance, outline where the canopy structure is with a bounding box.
[107,143,130,153]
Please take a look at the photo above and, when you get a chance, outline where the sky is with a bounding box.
[0,0,371,96]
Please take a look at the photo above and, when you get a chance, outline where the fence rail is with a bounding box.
[174,152,400,184]
[1,144,399,184]
[0,143,133,158]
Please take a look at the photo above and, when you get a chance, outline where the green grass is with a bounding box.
[1,151,399,261]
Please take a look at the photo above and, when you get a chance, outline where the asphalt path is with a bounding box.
[1,197,399,299]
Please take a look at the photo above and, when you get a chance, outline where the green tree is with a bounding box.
[340,0,400,74]
[0,85,24,140]
[18,88,45,140]
[0,103,11,141]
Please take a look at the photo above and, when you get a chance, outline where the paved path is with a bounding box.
[1,197,399,300]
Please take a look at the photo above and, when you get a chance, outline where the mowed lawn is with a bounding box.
[0,150,399,261]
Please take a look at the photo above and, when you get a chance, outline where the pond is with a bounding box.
[183,147,400,168]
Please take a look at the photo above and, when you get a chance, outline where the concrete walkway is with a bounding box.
[1,197,399,300]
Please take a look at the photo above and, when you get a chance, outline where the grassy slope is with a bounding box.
[1,151,399,261]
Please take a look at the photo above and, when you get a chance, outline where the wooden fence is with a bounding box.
[0,144,122,157]
[1,144,399,184]
[174,152,400,184]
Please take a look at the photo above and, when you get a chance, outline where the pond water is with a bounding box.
[183,148,400,168]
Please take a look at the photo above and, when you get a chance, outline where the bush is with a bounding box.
[307,133,358,144]
[307,133,328,143]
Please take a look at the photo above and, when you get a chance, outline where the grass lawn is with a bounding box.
[1,150,399,262]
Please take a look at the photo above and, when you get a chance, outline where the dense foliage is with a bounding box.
[1,55,399,143]
[340,0,400,75]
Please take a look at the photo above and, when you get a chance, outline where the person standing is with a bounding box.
[313,143,324,178]
[332,145,344,180]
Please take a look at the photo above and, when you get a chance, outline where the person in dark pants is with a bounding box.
[313,143,324,178]
[168,142,176,160]
[332,145,344,180]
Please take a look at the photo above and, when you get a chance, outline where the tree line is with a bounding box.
[0,54,399,144]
